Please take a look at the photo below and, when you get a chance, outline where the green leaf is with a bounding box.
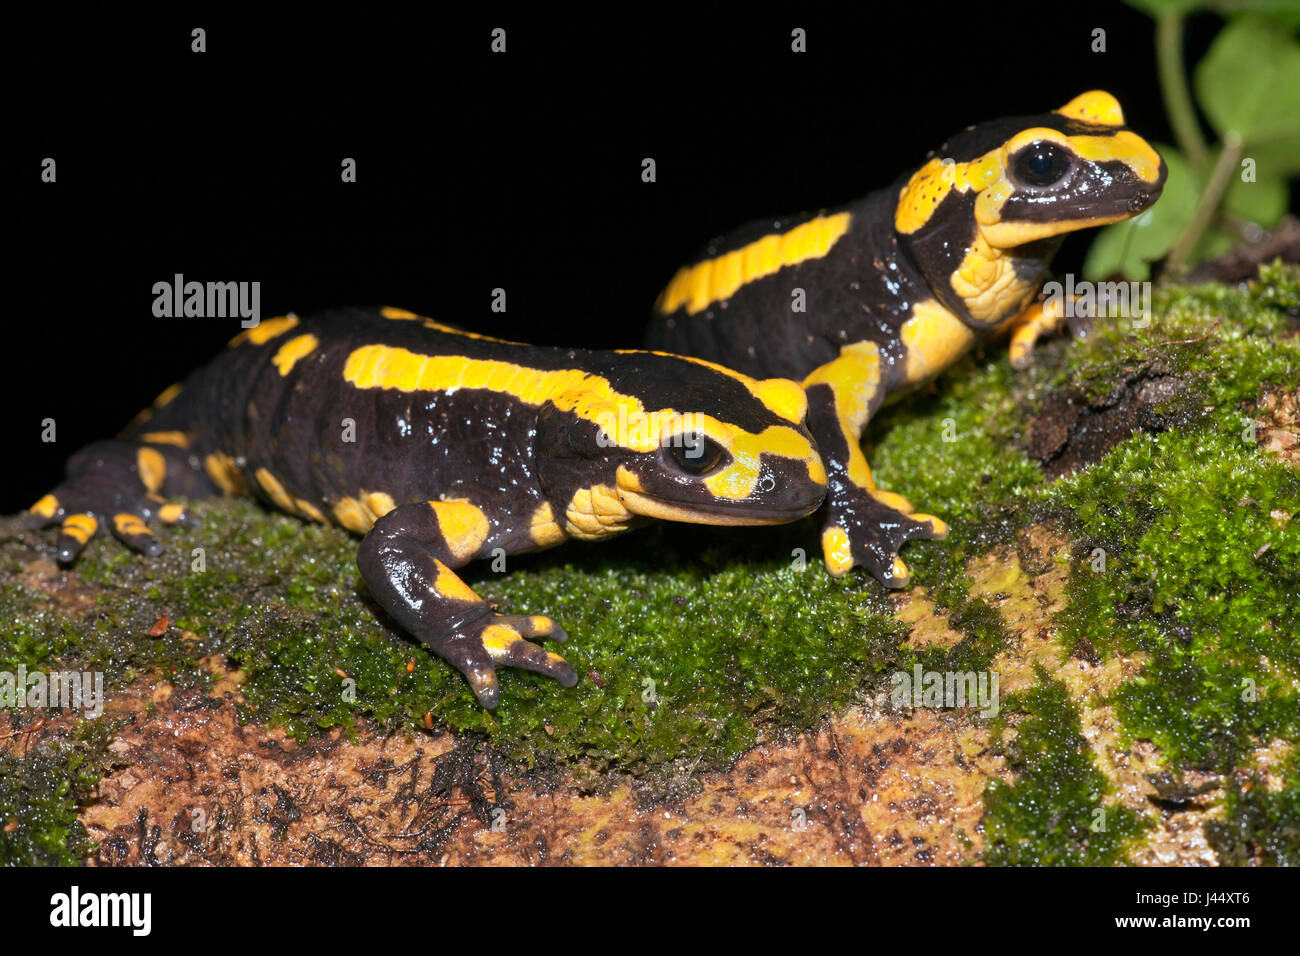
[1195,16,1300,172]
[1222,165,1287,225]
[1207,1,1300,30]
[1083,145,1199,281]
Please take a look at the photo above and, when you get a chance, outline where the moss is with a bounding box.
[1208,748,1300,865]
[982,672,1149,865]
[2,262,1297,865]
[0,719,118,866]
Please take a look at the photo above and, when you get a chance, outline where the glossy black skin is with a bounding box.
[28,307,826,706]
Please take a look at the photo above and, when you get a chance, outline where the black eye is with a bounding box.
[665,434,726,476]
[1014,143,1071,187]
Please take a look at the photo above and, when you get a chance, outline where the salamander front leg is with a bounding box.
[356,500,576,708]
[803,343,947,587]
[26,439,205,563]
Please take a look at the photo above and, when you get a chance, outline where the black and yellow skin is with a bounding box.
[646,91,1167,586]
[26,306,826,707]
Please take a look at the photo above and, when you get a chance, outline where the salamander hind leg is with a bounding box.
[357,500,576,708]
[27,438,208,563]
[803,344,948,588]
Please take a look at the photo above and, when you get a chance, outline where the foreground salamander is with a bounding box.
[27,307,827,706]
[647,91,1167,586]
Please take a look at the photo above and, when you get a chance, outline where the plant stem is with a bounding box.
[1166,131,1242,276]
[1156,11,1209,171]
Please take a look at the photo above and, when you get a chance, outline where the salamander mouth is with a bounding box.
[614,486,822,527]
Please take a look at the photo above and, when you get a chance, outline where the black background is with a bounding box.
[10,5,1227,510]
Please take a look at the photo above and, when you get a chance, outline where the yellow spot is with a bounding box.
[429,500,490,562]
[30,494,59,519]
[153,383,183,407]
[899,301,977,386]
[62,513,97,543]
[950,233,1039,324]
[331,491,397,534]
[228,315,300,347]
[528,616,553,635]
[871,489,914,513]
[480,624,522,662]
[139,431,191,448]
[432,561,482,603]
[255,468,301,516]
[272,333,320,375]
[1003,300,1068,369]
[1069,130,1163,184]
[332,497,373,534]
[891,557,910,585]
[565,485,634,540]
[381,306,418,319]
[896,153,1004,234]
[136,447,167,493]
[294,498,327,523]
[1056,90,1124,126]
[158,503,186,524]
[821,526,853,577]
[656,213,852,315]
[529,502,567,547]
[362,491,396,520]
[113,513,150,536]
[912,513,949,538]
[705,425,828,501]
[203,451,247,495]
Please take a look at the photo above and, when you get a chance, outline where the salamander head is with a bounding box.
[894,91,1167,325]
[535,351,826,532]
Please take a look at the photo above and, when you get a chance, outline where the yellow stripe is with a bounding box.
[381,305,521,344]
[341,344,822,497]
[228,315,299,347]
[138,430,191,448]
[272,333,320,375]
[113,513,150,536]
[803,342,883,489]
[153,383,183,407]
[61,513,97,543]
[656,213,852,315]
[617,349,808,425]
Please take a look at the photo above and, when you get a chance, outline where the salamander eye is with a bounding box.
[664,434,727,476]
[1014,142,1072,187]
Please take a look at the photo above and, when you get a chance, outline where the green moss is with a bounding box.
[983,672,1149,865]
[1048,424,1299,771]
[2,262,1297,865]
[0,720,118,866]
[1208,748,1300,865]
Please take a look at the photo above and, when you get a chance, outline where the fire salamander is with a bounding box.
[647,91,1167,586]
[26,306,827,707]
